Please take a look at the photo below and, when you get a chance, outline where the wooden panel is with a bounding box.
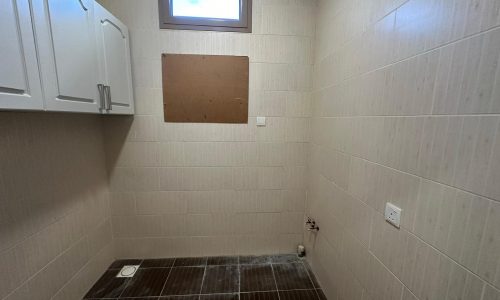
[162,54,249,123]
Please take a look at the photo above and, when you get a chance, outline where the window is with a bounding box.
[159,0,252,32]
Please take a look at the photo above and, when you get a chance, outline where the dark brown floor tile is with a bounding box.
[109,259,143,269]
[121,268,170,297]
[270,254,300,264]
[174,257,208,267]
[84,269,129,299]
[207,256,239,265]
[200,293,239,300]
[159,296,200,300]
[316,289,327,300]
[239,255,272,265]
[279,290,319,300]
[201,265,239,294]
[240,292,280,300]
[240,265,276,292]
[162,266,205,295]
[142,258,176,268]
[273,263,314,290]
[303,263,320,288]
[120,298,159,300]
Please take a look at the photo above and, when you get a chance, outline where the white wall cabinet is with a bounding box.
[32,0,102,113]
[0,0,44,110]
[0,0,134,115]
[95,3,135,115]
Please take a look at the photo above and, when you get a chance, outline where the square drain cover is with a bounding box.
[116,265,140,278]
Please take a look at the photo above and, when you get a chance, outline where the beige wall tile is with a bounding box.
[483,285,500,300]
[0,113,112,300]
[308,0,500,298]
[110,167,159,191]
[477,200,500,288]
[485,120,500,201]
[135,191,188,215]
[110,192,136,216]
[100,0,315,258]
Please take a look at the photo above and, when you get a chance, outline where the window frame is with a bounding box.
[158,0,252,33]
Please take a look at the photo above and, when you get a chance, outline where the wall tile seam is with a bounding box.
[131,114,314,118]
[313,0,411,63]
[152,28,318,39]
[112,212,306,216]
[308,139,500,204]
[131,88,310,94]
[114,233,305,238]
[50,240,113,300]
[118,141,310,144]
[0,204,102,258]
[111,189,304,192]
[150,30,317,38]
[312,23,500,93]
[310,1,318,65]
[311,226,399,299]
[481,115,500,198]
[123,213,306,217]
[115,166,308,169]
[112,166,303,170]
[311,209,493,300]
[136,55,316,64]
[99,117,114,185]
[311,114,500,119]
[130,59,314,67]
[1,234,92,300]
[113,234,300,240]
[309,164,499,291]
[483,284,500,299]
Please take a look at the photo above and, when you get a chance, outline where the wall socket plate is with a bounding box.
[256,116,266,126]
[385,202,402,228]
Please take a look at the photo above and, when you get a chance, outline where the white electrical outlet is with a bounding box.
[385,202,402,228]
[256,116,266,126]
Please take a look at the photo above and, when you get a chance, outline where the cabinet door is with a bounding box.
[95,3,135,115]
[0,0,44,110]
[32,0,100,113]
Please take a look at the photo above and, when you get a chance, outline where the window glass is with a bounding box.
[172,0,240,20]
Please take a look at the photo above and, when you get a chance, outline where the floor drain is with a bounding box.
[116,265,140,278]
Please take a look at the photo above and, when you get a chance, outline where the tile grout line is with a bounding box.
[310,139,500,205]
[300,260,321,300]
[158,258,176,297]
[86,255,323,299]
[84,288,325,300]
[116,259,144,299]
[238,256,241,300]
[198,261,208,298]
[270,263,281,300]
[314,23,500,93]
[311,147,500,287]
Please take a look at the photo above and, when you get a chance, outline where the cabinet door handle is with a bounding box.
[104,85,112,110]
[97,84,105,110]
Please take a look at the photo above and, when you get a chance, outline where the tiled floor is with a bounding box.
[84,254,326,300]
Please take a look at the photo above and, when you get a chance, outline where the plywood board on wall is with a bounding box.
[162,54,249,123]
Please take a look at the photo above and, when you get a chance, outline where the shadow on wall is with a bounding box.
[101,115,134,176]
[0,111,113,300]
